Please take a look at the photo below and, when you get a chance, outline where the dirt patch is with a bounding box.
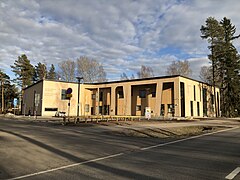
[109,126,228,139]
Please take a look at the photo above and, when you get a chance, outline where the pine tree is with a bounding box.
[35,62,47,81]
[0,70,19,111]
[47,64,57,80]
[200,17,223,117]
[201,17,240,117]
[219,17,240,117]
[11,54,35,89]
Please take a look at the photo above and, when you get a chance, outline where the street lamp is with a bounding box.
[76,77,83,117]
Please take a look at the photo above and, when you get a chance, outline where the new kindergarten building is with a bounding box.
[22,75,220,118]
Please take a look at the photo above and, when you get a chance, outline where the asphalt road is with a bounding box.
[0,118,239,180]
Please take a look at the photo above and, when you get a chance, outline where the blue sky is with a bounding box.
[0,0,240,81]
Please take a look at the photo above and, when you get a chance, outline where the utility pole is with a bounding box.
[76,77,83,117]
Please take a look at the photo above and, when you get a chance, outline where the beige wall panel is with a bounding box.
[42,81,78,116]
[23,81,43,116]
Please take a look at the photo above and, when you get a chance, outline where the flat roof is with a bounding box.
[23,75,212,90]
[85,75,211,86]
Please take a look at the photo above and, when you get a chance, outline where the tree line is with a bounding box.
[0,55,108,112]
[10,55,108,89]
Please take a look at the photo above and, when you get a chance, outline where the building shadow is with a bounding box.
[0,129,159,179]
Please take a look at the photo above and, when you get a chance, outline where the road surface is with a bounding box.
[0,118,239,179]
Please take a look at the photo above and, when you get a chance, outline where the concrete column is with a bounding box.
[110,86,116,115]
[123,84,131,115]
[173,79,180,117]
[154,82,162,116]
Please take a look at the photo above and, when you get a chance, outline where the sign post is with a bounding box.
[34,93,40,119]
[66,88,72,117]
[145,107,151,120]
[13,98,18,115]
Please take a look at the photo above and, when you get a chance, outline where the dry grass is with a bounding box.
[110,126,227,139]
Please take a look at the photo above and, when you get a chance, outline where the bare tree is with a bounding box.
[130,74,135,79]
[199,66,212,84]
[120,73,136,80]
[166,60,192,77]
[76,56,107,83]
[120,73,129,80]
[137,65,154,78]
[58,60,76,82]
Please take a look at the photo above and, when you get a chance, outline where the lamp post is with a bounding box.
[76,77,83,117]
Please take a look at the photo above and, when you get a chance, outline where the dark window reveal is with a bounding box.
[197,102,200,116]
[152,92,156,97]
[136,105,141,111]
[45,108,58,111]
[99,92,103,101]
[139,90,146,98]
[118,91,124,98]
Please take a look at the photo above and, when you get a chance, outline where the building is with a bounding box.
[22,75,220,118]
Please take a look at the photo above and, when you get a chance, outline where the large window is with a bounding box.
[99,106,102,114]
[99,92,103,101]
[168,104,174,113]
[85,104,89,112]
[161,104,165,116]
[199,86,201,102]
[61,89,68,100]
[190,101,194,116]
[203,88,207,116]
[194,85,196,101]
[211,94,214,104]
[197,102,200,116]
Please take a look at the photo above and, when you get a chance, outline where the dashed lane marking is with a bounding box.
[7,126,239,180]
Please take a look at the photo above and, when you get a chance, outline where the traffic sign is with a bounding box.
[13,98,18,107]
[66,88,72,94]
[66,94,72,98]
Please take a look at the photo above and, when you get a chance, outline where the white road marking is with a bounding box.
[7,126,239,180]
[7,153,124,180]
[141,126,239,150]
[225,167,240,180]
